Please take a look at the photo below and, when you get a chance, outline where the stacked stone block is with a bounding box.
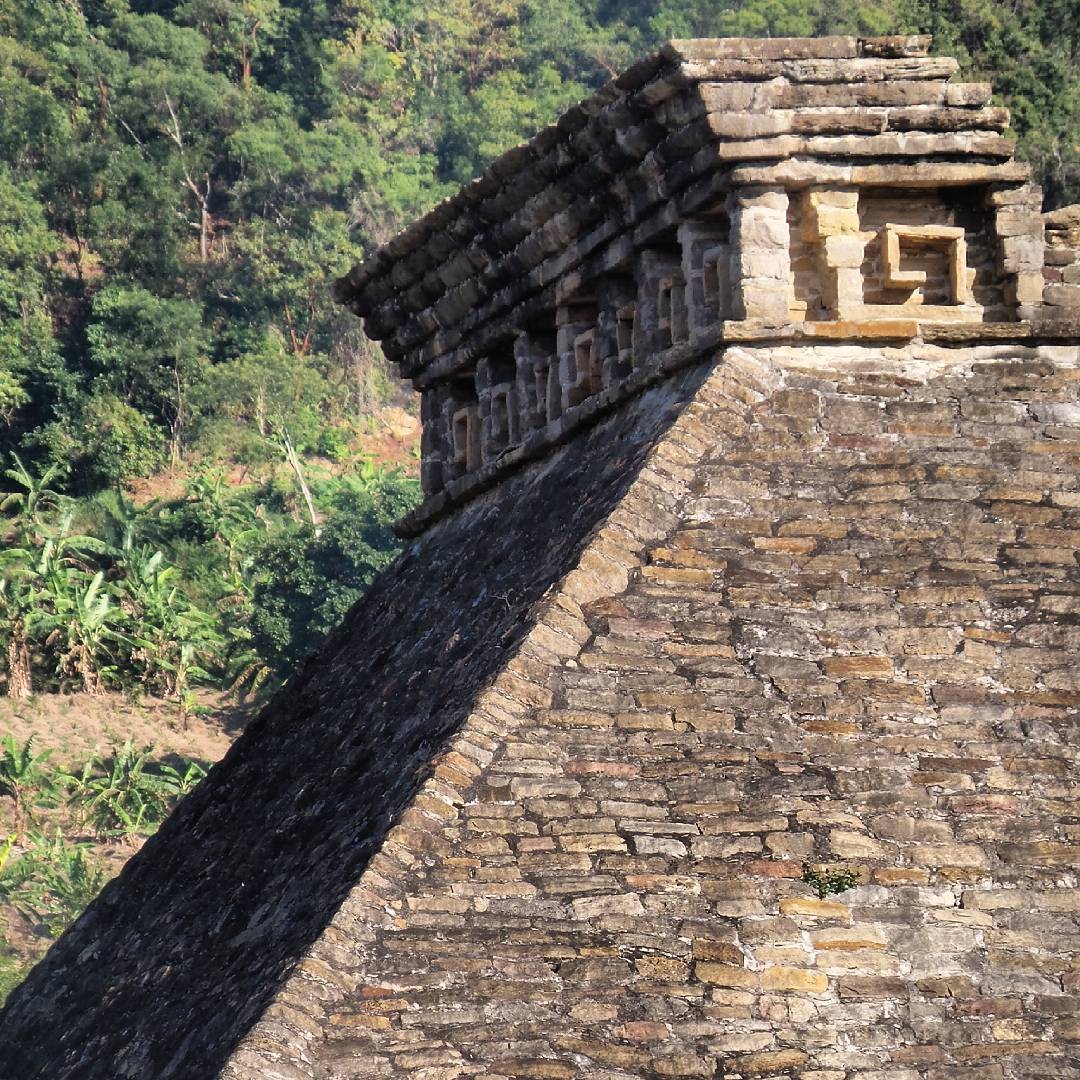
[1044,204,1080,312]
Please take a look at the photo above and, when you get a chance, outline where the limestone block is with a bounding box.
[450,403,480,473]
[634,248,685,360]
[812,204,860,237]
[513,330,555,435]
[738,210,790,248]
[1001,234,1045,274]
[729,187,794,325]
[741,282,794,322]
[707,112,791,139]
[1044,284,1080,307]
[881,223,973,304]
[945,82,993,106]
[824,233,868,270]
[1010,273,1045,305]
[735,248,791,282]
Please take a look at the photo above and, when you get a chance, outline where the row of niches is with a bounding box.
[416,184,1039,497]
[418,222,730,496]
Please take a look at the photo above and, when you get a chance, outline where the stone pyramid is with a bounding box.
[1,35,1079,1080]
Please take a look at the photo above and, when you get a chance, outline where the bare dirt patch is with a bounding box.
[0,691,247,769]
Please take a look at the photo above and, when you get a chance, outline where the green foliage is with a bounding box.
[62,740,193,840]
[0,950,32,1007]
[158,758,208,797]
[0,829,109,936]
[0,740,209,1003]
[74,395,169,489]
[0,735,56,841]
[803,864,861,899]
[248,464,418,672]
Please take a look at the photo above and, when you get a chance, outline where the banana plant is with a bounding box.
[0,556,35,698]
[157,758,207,798]
[0,454,66,546]
[0,735,57,842]
[25,510,130,694]
[92,486,164,557]
[120,545,223,704]
[28,568,130,695]
[1,829,107,937]
[0,455,72,698]
[185,466,265,576]
[63,741,175,841]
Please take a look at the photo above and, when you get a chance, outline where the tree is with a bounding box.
[0,169,62,439]
[86,285,208,468]
[175,0,284,90]
[248,464,416,674]
[0,454,67,696]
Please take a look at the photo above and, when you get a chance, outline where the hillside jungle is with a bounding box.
[0,0,1078,1002]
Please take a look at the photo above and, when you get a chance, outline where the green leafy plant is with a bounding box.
[0,950,33,1008]
[0,832,16,876]
[121,545,224,709]
[0,829,108,937]
[158,758,208,799]
[63,741,176,841]
[803,864,861,899]
[0,735,56,841]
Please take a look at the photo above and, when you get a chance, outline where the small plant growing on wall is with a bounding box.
[803,864,860,899]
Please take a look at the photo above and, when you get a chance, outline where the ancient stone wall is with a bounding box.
[234,341,1080,1080]
[334,37,1065,540]
[0,364,712,1080]
[1045,206,1080,314]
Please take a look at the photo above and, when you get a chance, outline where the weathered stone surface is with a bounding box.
[0,365,712,1079]
[341,29,1079,527]
[8,338,1080,1078]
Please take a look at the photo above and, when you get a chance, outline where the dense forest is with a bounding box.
[0,0,1076,705]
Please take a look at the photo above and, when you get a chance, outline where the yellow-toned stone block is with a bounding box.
[779,898,852,920]
[760,966,829,992]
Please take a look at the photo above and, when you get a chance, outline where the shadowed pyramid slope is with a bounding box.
[0,364,711,1080]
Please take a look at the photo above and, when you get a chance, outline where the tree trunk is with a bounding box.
[280,428,320,535]
[78,646,101,696]
[197,199,212,263]
[12,796,26,844]
[7,625,32,699]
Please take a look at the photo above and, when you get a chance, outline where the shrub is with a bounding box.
[803,864,860,899]
[0,829,108,938]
